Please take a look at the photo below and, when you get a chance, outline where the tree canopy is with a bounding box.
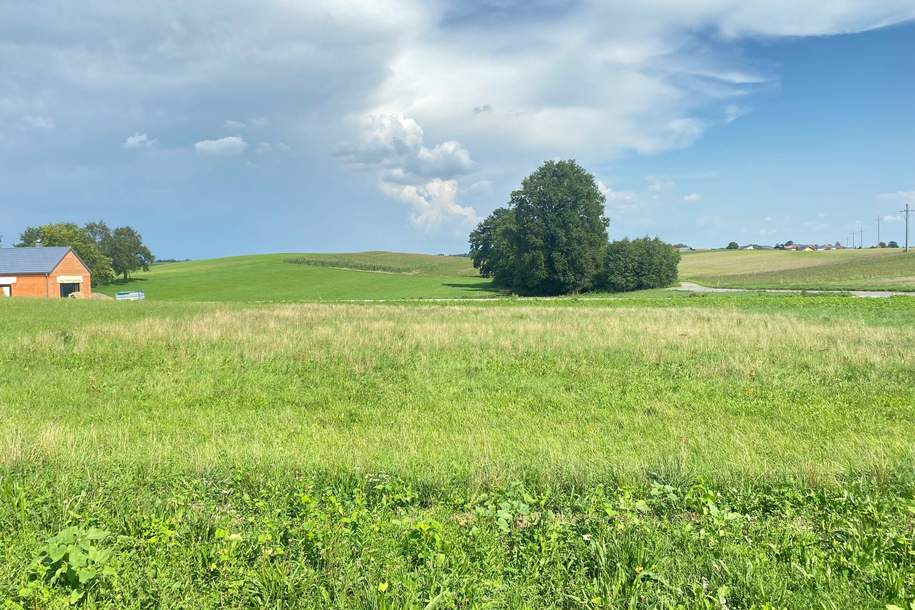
[470,160,679,295]
[470,160,609,295]
[17,221,154,284]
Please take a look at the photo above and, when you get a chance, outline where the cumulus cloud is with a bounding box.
[381,178,479,230]
[123,133,156,150]
[338,112,479,228]
[224,119,246,129]
[683,193,702,202]
[194,136,248,156]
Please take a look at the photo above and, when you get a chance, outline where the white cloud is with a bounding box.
[224,119,246,129]
[683,193,702,202]
[338,112,479,228]
[256,142,273,154]
[380,178,478,230]
[21,115,54,130]
[877,191,915,202]
[194,136,248,156]
[123,133,157,150]
[724,104,750,124]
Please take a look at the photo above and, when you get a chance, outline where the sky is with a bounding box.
[1,1,914,258]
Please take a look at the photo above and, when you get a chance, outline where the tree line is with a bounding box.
[17,222,154,284]
[469,160,679,295]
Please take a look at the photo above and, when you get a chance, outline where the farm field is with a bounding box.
[1,294,914,608]
[94,252,496,302]
[680,248,915,291]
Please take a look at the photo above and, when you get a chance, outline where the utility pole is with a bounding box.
[858,226,864,249]
[876,216,881,246]
[899,203,912,253]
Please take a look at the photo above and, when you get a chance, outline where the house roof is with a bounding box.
[0,247,72,274]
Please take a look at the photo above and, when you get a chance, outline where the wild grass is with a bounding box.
[681,249,915,290]
[1,296,913,607]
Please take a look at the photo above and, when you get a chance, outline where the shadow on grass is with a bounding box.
[442,281,503,294]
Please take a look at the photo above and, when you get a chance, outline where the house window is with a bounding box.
[1,285,10,297]
[60,283,81,298]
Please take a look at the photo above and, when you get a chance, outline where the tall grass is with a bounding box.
[1,297,913,607]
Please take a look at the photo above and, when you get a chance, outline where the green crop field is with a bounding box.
[2,292,914,608]
[94,252,496,302]
[680,248,915,291]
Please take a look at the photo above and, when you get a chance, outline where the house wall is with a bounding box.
[50,251,92,298]
[4,251,92,298]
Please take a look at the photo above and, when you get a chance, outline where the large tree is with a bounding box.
[510,160,609,294]
[17,223,115,284]
[470,160,609,295]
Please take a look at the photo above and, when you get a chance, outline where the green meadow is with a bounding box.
[94,252,495,302]
[680,248,915,291]
[2,291,914,608]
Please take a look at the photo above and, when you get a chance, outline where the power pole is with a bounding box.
[876,216,881,246]
[899,203,912,253]
[858,226,864,249]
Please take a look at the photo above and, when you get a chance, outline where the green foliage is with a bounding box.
[17,221,155,285]
[469,207,516,282]
[726,241,739,249]
[470,160,608,295]
[104,226,155,281]
[17,222,115,284]
[17,526,116,605]
[285,257,416,274]
[599,237,680,292]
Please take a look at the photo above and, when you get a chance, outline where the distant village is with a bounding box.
[672,240,901,253]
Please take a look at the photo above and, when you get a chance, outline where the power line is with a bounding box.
[899,203,912,253]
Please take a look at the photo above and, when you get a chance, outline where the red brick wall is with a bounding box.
[5,250,92,299]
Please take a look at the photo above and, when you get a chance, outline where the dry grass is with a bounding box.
[3,302,913,484]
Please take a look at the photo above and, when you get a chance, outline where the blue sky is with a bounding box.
[2,2,914,258]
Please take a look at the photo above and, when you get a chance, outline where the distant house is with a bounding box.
[0,247,92,299]
[742,244,773,250]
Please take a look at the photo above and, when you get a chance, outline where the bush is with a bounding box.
[599,238,680,292]
[726,241,739,250]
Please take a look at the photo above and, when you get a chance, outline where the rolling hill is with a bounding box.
[95,252,496,301]
[679,248,915,291]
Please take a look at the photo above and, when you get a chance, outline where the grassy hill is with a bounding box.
[96,252,495,301]
[680,248,915,290]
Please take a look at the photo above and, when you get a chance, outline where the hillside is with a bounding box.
[679,248,915,291]
[95,252,495,301]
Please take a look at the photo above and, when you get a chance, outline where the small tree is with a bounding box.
[888,241,899,248]
[726,241,739,250]
[598,238,680,292]
[105,226,154,281]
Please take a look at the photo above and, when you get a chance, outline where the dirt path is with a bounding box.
[676,282,915,298]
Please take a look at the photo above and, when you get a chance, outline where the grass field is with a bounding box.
[680,248,915,291]
[2,294,914,608]
[95,252,495,302]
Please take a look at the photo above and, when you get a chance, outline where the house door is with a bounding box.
[60,283,80,298]
[1,285,10,297]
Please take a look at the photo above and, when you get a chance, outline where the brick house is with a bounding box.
[0,247,92,299]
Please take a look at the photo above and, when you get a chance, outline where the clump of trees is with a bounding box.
[469,160,680,295]
[18,221,154,284]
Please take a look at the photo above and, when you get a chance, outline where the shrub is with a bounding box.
[599,238,680,292]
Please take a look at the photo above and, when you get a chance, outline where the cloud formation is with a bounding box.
[123,133,156,150]
[338,113,478,229]
[194,136,248,157]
